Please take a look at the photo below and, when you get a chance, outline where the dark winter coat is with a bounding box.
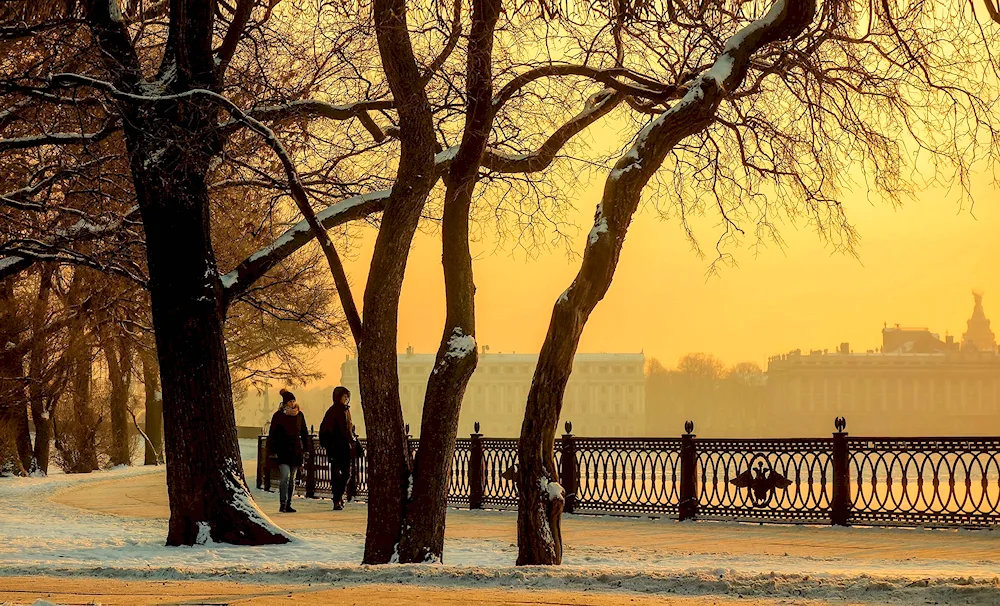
[267,409,310,467]
[318,403,353,464]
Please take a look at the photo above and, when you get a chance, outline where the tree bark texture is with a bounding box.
[0,278,32,475]
[74,0,290,545]
[358,0,439,564]
[515,0,817,565]
[98,305,135,467]
[28,266,54,473]
[102,328,133,467]
[140,347,163,465]
[397,0,501,564]
[125,115,289,544]
[63,273,100,473]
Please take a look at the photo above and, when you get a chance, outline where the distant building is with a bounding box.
[963,292,997,352]
[767,293,1000,436]
[340,349,646,437]
[881,326,950,353]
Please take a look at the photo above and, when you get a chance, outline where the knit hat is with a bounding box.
[279,388,296,404]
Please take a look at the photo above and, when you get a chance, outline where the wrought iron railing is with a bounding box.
[256,418,1000,529]
[848,437,1000,527]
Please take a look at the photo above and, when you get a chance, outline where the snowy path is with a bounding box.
[2,446,1000,605]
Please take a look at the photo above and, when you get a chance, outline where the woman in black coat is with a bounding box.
[268,388,310,513]
[319,386,355,510]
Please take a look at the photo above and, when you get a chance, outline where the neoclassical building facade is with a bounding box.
[766,293,1000,436]
[340,349,646,437]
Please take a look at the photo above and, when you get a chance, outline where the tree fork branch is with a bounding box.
[515,0,817,566]
[398,0,500,565]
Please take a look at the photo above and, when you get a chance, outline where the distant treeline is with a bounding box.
[645,353,767,437]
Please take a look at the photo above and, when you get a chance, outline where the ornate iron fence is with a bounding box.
[695,437,834,523]
[848,437,1000,528]
[256,417,1000,529]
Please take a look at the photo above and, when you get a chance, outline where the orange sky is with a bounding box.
[306,162,998,388]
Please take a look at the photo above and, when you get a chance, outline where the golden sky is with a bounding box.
[307,164,998,388]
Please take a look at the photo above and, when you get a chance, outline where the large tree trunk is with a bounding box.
[28,266,54,474]
[397,0,501,564]
[72,0,284,545]
[515,0,816,564]
[358,0,439,564]
[140,347,163,465]
[102,329,133,467]
[128,127,290,545]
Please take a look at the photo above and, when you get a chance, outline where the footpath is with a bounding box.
[0,452,997,605]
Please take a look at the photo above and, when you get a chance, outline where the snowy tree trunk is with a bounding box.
[66,0,289,543]
[28,266,54,474]
[127,127,289,545]
[397,0,501,564]
[358,0,439,564]
[515,0,817,564]
[140,347,163,465]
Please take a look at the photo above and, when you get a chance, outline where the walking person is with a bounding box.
[267,388,310,513]
[319,386,355,510]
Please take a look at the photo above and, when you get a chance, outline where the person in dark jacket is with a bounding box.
[318,386,355,510]
[268,388,310,513]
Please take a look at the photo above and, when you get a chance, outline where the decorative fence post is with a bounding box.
[305,426,317,499]
[263,435,273,492]
[469,422,484,509]
[561,421,577,514]
[256,435,265,490]
[831,416,850,526]
[679,420,698,521]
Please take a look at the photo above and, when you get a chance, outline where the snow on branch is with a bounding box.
[0,206,141,281]
[605,0,813,188]
[493,65,682,111]
[1,158,111,212]
[445,327,476,359]
[0,244,145,285]
[0,120,119,152]
[574,0,815,261]
[37,72,622,306]
[221,189,391,300]
[539,476,565,502]
[241,99,395,142]
[226,88,623,299]
[483,89,624,174]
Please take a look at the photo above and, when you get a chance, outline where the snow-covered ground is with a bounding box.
[2,441,999,604]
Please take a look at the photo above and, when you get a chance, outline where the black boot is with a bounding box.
[279,503,287,513]
[285,500,297,513]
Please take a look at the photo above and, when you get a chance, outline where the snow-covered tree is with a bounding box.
[514,0,997,564]
[1,0,380,544]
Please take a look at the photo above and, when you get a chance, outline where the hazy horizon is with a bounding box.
[287,164,998,392]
